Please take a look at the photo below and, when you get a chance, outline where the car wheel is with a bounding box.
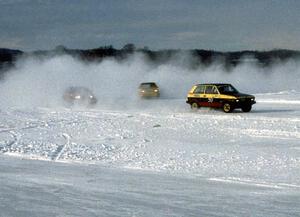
[242,105,252,112]
[223,103,233,113]
[191,102,199,110]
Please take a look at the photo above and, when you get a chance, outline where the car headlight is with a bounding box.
[75,95,81,99]
[154,89,158,92]
[90,95,94,98]
[236,99,239,102]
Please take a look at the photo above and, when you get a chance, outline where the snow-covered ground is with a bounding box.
[0,93,300,216]
[1,155,299,217]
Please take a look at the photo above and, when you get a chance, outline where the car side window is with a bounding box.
[194,85,205,94]
[212,86,219,94]
[205,86,213,94]
[205,86,218,94]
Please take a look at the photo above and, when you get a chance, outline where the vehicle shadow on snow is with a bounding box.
[192,108,295,114]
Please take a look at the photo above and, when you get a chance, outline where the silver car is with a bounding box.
[63,86,97,106]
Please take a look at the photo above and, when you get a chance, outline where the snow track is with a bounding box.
[1,156,299,217]
[51,133,70,161]
[0,131,18,153]
[209,177,300,190]
[0,93,300,217]
[0,95,300,186]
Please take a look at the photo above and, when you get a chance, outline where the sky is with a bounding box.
[0,0,300,51]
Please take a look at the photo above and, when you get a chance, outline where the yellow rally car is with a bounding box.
[186,83,256,113]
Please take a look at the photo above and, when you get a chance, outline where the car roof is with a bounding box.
[66,86,92,92]
[140,82,157,85]
[67,86,89,89]
[196,83,231,86]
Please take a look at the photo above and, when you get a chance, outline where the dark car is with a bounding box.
[186,83,256,113]
[63,86,97,106]
[138,82,160,98]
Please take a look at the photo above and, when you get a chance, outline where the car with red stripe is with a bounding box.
[186,83,256,113]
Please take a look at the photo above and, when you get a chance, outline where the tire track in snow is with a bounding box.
[0,118,85,134]
[240,128,300,140]
[209,177,300,190]
[0,124,40,133]
[0,131,19,153]
[51,133,70,161]
[0,117,84,158]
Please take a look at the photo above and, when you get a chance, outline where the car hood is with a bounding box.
[231,93,255,98]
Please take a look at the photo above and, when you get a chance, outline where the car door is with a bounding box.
[192,85,206,106]
[210,85,222,107]
[205,85,220,107]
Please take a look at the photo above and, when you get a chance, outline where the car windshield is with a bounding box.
[67,87,93,95]
[217,84,238,94]
[140,83,157,89]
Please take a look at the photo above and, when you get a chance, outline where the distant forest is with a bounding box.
[1,44,300,72]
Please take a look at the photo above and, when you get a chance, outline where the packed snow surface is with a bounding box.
[1,155,299,217]
[0,93,300,216]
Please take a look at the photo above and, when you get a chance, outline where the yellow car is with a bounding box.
[186,83,256,113]
[138,82,160,98]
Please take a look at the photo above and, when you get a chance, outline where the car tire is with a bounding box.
[242,105,252,112]
[223,103,233,113]
[191,102,199,110]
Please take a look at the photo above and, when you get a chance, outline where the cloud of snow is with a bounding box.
[0,52,299,109]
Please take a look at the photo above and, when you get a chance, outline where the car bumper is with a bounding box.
[139,92,160,97]
[234,100,256,108]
